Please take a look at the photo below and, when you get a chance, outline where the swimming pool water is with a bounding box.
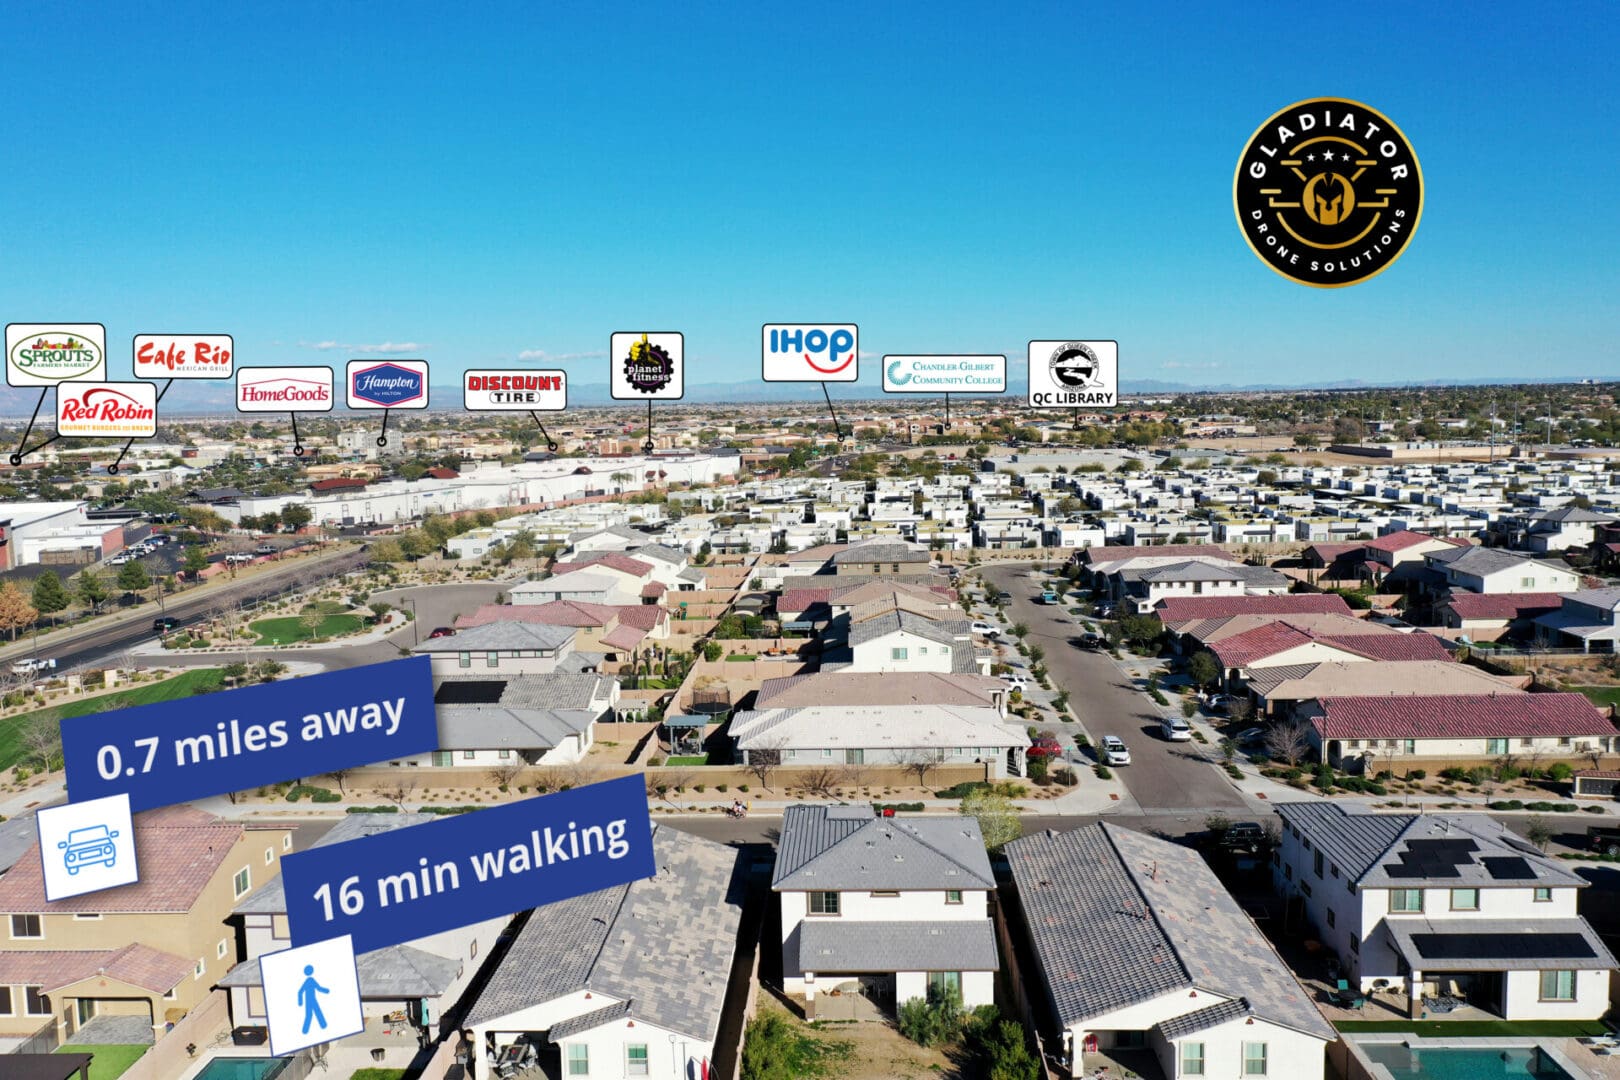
[191,1056,294,1080]
[1363,1044,1575,1080]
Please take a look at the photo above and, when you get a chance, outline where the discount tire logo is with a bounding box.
[1234,98,1422,288]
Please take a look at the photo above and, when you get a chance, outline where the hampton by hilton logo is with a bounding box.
[346,360,428,409]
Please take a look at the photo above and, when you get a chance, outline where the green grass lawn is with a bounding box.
[0,668,225,771]
[251,613,364,645]
[1576,686,1620,707]
[666,754,709,766]
[55,1044,149,1080]
[1334,1019,1609,1037]
[347,1070,410,1080]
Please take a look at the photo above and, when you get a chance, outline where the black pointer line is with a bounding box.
[9,388,49,465]
[528,411,558,453]
[822,383,843,441]
[109,379,173,474]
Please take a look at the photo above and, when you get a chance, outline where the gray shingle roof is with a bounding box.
[436,673,612,711]
[218,944,463,998]
[1426,545,1567,577]
[435,706,594,751]
[1154,997,1251,1040]
[1005,823,1333,1040]
[847,610,968,649]
[832,541,928,564]
[548,1000,632,1041]
[463,825,743,1041]
[774,805,994,891]
[797,919,999,974]
[414,621,576,653]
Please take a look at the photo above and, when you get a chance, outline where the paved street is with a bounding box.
[981,563,1247,812]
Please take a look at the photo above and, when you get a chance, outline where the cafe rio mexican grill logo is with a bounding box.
[1234,98,1423,288]
[11,333,103,380]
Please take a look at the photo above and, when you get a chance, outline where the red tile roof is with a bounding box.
[601,623,647,650]
[426,466,460,479]
[1362,530,1440,554]
[309,477,368,492]
[1443,592,1569,621]
[1209,621,1451,668]
[552,553,652,577]
[1157,594,1353,623]
[778,588,835,616]
[1314,693,1616,741]
[641,580,668,598]
[1317,633,1454,663]
[0,812,252,914]
[0,943,194,995]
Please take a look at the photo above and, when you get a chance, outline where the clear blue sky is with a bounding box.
[3,2,1616,389]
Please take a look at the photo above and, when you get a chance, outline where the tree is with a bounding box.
[22,715,62,771]
[30,571,69,626]
[182,545,210,579]
[0,582,37,640]
[743,735,786,790]
[961,789,1022,851]
[326,766,355,794]
[381,777,417,809]
[222,661,250,685]
[488,761,524,789]
[1525,814,1553,852]
[116,560,152,596]
[280,503,313,532]
[1264,717,1313,768]
[1187,650,1221,689]
[896,747,947,788]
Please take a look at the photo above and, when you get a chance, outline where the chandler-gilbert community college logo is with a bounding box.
[1234,98,1422,288]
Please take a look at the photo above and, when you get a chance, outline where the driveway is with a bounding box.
[981,564,1245,812]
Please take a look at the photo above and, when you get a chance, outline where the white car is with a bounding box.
[1160,717,1193,742]
[12,657,56,675]
[971,621,1002,637]
[1100,735,1131,766]
[1000,673,1030,691]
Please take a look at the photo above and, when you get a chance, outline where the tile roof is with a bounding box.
[434,705,595,750]
[774,804,994,891]
[1313,692,1615,741]
[462,825,743,1041]
[0,813,249,915]
[1082,543,1234,568]
[847,610,969,649]
[755,672,1002,710]
[1004,823,1332,1040]
[1247,659,1520,702]
[548,1000,633,1040]
[552,553,653,577]
[831,540,929,564]
[0,943,194,995]
[219,944,464,997]
[1442,592,1569,621]
[1208,621,1450,668]
[457,602,667,632]
[731,704,1028,755]
[778,588,835,616]
[828,580,957,608]
[1385,919,1617,973]
[1154,997,1252,1040]
[413,621,575,653]
[1363,530,1445,554]
[797,919,1000,974]
[1156,594,1353,623]
[1426,545,1570,578]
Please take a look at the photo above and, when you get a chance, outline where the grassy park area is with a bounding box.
[0,668,225,771]
[250,613,364,645]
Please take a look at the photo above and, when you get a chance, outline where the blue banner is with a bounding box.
[280,776,656,954]
[60,656,438,812]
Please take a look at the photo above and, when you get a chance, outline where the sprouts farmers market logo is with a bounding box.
[881,354,1006,393]
[56,383,157,438]
[6,323,107,385]
[349,362,426,408]
[1234,97,1423,287]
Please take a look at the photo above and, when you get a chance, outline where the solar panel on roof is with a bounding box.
[1411,933,1595,962]
[1481,856,1535,881]
[434,680,508,704]
[1384,864,1425,878]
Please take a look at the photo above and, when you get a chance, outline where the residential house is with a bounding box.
[1519,506,1618,553]
[1244,660,1524,718]
[1437,592,1566,641]
[755,672,1009,716]
[464,826,742,1080]
[1205,620,1452,689]
[508,574,620,606]
[384,673,618,767]
[1274,804,1614,1020]
[456,601,668,659]
[219,814,508,1040]
[774,805,999,1015]
[729,703,1029,778]
[0,805,292,1043]
[1532,588,1620,653]
[547,554,657,604]
[1302,693,1618,771]
[413,622,579,676]
[1423,546,1579,596]
[828,538,932,577]
[841,611,986,676]
[1005,823,1334,1080]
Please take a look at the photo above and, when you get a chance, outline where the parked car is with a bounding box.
[1100,735,1131,766]
[1028,735,1063,759]
[224,552,254,564]
[1039,588,1061,604]
[427,626,457,639]
[254,544,276,556]
[1232,726,1266,747]
[12,657,56,675]
[1096,602,1117,618]
[152,616,181,633]
[1000,672,1030,691]
[1074,632,1103,650]
[1589,826,1620,856]
[1220,821,1268,854]
[1160,716,1193,741]
[995,591,1014,603]
[1205,693,1235,715]
[970,620,1002,637]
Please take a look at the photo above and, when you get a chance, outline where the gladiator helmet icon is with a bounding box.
[1304,172,1355,226]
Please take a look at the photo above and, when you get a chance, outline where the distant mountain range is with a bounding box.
[0,371,1609,419]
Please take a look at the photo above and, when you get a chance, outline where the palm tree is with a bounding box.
[610,471,632,494]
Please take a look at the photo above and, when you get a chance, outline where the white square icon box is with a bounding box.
[37,793,138,901]
[260,934,364,1056]
[610,332,684,400]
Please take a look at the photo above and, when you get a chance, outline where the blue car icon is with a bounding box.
[58,825,120,875]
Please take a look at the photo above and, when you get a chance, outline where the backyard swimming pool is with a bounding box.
[1361,1042,1578,1080]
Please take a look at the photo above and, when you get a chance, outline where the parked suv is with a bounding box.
[1219,821,1268,854]
[1159,716,1193,741]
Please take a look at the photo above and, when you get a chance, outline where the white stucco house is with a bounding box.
[412,622,578,676]
[1006,822,1334,1080]
[1423,545,1580,595]
[729,702,1029,778]
[1274,804,1615,1021]
[774,805,999,1016]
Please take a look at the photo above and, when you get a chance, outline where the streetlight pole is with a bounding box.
[403,597,419,647]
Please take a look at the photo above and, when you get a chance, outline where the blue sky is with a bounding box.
[2,2,1616,390]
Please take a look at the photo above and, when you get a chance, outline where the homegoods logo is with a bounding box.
[11,335,102,380]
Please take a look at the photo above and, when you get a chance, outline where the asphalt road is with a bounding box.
[982,563,1247,813]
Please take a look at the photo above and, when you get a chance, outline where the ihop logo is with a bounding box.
[351,362,424,406]
[761,323,858,382]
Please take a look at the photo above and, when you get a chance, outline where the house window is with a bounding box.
[164,987,178,1001]
[458,652,471,668]
[1451,888,1479,911]
[946,890,963,905]
[234,867,252,898]
[217,939,229,959]
[1540,970,1576,1001]
[0,987,11,1015]
[1559,737,1572,747]
[1242,1042,1268,1076]
[487,651,499,668]
[265,847,275,864]
[891,647,909,660]
[808,892,840,916]
[1313,851,1324,878]
[1521,738,1534,748]
[1349,934,1359,953]
[194,959,206,979]
[845,749,864,765]
[1535,887,1553,902]
[25,987,49,1016]
[1181,1041,1205,1076]
[627,1045,649,1076]
[10,915,41,939]
[918,647,928,656]
[566,1044,590,1076]
[1326,909,1336,928]
[498,749,511,760]
[283,835,293,851]
[1389,889,1423,913]
[1402,740,1416,755]
[1521,577,1536,588]
[927,971,962,1000]
[463,751,476,760]
[1301,881,1312,897]
[871,891,900,898]
[1487,738,1509,755]
[1283,864,1292,881]
[72,913,102,921]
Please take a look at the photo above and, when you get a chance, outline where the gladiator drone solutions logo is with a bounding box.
[1234,98,1423,287]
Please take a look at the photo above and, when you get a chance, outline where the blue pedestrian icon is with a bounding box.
[58,824,120,875]
[297,964,329,1034]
